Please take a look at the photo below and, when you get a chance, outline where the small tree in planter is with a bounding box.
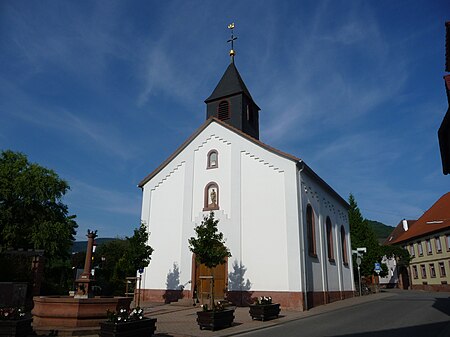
[188,212,233,330]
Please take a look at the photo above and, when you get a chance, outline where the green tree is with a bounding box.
[348,194,381,278]
[188,212,231,309]
[94,223,153,295]
[123,222,154,274]
[0,150,77,292]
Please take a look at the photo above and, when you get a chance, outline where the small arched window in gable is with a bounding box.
[341,226,348,266]
[218,100,230,121]
[203,182,219,211]
[306,204,317,257]
[326,217,334,262]
[207,150,218,169]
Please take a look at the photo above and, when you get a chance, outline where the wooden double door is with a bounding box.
[193,257,228,304]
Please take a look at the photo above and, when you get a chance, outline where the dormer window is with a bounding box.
[207,150,218,169]
[218,101,230,120]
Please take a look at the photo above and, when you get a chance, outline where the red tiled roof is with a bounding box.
[384,220,417,245]
[387,193,450,244]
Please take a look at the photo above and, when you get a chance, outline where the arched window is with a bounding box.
[203,182,219,211]
[326,217,334,262]
[218,101,230,120]
[207,150,218,169]
[341,226,348,265]
[306,204,317,257]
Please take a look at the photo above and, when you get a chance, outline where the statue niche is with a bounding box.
[204,182,219,211]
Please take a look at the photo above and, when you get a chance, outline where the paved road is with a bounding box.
[240,290,450,337]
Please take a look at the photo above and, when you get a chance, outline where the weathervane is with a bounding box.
[227,23,237,62]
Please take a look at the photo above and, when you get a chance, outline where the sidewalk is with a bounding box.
[142,291,395,337]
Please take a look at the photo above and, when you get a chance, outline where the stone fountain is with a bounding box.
[32,230,132,336]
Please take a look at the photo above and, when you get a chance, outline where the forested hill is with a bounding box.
[367,220,395,243]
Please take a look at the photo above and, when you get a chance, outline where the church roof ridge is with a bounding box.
[204,62,259,109]
[138,117,299,188]
[213,118,349,208]
[138,117,349,209]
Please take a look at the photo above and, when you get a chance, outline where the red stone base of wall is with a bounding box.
[411,283,450,292]
[307,290,354,309]
[140,289,354,311]
[140,289,191,304]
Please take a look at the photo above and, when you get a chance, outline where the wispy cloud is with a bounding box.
[3,2,130,79]
[258,2,408,146]
[0,78,138,160]
[68,179,141,217]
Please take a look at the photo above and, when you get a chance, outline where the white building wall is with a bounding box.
[140,121,302,293]
[141,162,186,290]
[379,256,398,286]
[240,152,288,290]
[300,170,354,293]
[140,120,351,297]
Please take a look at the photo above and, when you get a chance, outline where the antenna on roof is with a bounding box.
[227,23,237,63]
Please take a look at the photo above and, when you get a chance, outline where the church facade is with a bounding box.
[138,56,354,310]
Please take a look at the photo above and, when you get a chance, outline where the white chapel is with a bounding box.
[138,35,354,310]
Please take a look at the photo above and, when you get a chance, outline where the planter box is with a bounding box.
[0,318,33,337]
[196,309,235,331]
[249,303,280,321]
[99,317,157,337]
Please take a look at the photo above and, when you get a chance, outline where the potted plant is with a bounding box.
[249,296,280,321]
[99,307,157,337]
[0,307,32,337]
[188,212,234,331]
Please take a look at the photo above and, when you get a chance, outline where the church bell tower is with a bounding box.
[204,24,261,140]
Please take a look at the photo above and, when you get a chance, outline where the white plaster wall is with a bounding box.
[141,162,185,290]
[300,177,324,292]
[140,121,305,293]
[300,170,354,293]
[192,136,232,220]
[240,152,288,291]
[380,256,398,285]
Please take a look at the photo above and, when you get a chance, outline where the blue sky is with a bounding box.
[1,1,449,240]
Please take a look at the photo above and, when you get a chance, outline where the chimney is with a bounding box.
[402,219,409,231]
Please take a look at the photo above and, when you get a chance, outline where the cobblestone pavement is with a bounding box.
[142,292,395,337]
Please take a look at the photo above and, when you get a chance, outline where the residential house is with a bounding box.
[386,193,450,291]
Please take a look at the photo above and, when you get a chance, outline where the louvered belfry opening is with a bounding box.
[218,100,230,120]
[205,62,260,139]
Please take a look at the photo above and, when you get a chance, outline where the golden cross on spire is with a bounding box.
[227,23,237,63]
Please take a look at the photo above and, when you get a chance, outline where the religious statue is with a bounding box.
[210,188,217,205]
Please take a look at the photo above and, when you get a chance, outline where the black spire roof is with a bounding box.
[204,62,259,109]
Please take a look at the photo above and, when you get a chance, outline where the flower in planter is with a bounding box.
[200,300,230,312]
[0,307,26,320]
[106,307,145,324]
[254,296,272,305]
